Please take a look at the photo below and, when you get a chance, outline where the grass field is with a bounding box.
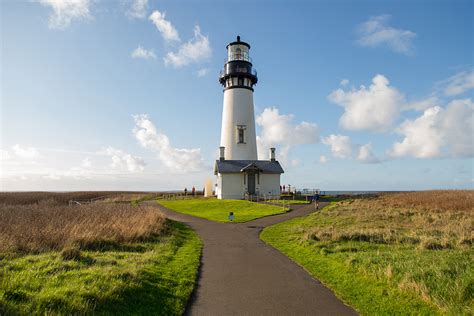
[261,190,473,315]
[158,198,287,223]
[0,197,202,315]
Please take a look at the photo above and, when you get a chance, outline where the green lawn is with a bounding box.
[158,198,287,223]
[261,201,473,315]
[0,221,201,315]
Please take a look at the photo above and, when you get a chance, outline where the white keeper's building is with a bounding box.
[214,36,284,200]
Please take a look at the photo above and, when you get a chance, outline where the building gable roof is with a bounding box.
[215,160,284,175]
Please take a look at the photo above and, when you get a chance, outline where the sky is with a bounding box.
[1,0,473,191]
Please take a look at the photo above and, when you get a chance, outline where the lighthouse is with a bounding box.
[219,36,258,160]
[215,36,284,200]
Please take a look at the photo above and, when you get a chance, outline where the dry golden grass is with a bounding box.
[0,191,146,205]
[376,190,474,213]
[0,201,166,254]
[305,190,474,248]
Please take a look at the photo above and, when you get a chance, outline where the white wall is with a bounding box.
[217,173,245,199]
[257,174,281,199]
[220,88,258,160]
[217,172,281,200]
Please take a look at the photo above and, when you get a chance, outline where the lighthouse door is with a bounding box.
[247,172,256,195]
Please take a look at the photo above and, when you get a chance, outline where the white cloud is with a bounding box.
[357,143,379,163]
[149,10,180,42]
[0,150,11,161]
[133,114,205,172]
[44,173,61,180]
[103,147,146,172]
[390,99,474,158]
[127,0,148,19]
[37,0,91,29]
[81,157,92,168]
[357,14,416,55]
[340,79,349,86]
[319,155,329,163]
[322,135,380,163]
[441,70,474,96]
[197,68,209,77]
[390,106,444,158]
[256,107,319,164]
[164,26,211,67]
[131,46,156,60]
[328,74,404,132]
[403,96,440,111]
[12,145,40,159]
[322,135,353,159]
[442,99,474,157]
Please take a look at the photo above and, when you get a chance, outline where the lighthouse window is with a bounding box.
[238,78,243,86]
[237,125,246,144]
[238,129,244,143]
[236,48,242,60]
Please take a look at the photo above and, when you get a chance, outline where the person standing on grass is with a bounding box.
[192,186,196,196]
[184,187,188,196]
[313,192,320,210]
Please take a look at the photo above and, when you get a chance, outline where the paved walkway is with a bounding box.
[151,201,358,316]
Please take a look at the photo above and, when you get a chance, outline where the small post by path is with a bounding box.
[228,212,234,222]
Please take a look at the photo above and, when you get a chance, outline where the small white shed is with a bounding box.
[214,159,284,200]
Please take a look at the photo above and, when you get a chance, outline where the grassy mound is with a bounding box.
[0,200,202,315]
[261,191,473,315]
[158,198,288,223]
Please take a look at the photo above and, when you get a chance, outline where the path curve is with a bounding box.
[149,201,358,316]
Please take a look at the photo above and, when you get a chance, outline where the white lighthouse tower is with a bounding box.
[215,36,284,200]
[219,36,258,160]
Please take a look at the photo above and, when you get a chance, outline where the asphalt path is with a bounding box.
[150,201,358,316]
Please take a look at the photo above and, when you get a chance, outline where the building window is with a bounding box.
[238,78,243,86]
[237,125,246,144]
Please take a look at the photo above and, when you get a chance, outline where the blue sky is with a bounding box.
[1,0,473,191]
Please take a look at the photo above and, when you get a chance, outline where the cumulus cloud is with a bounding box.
[37,0,91,29]
[133,114,205,172]
[81,157,92,168]
[256,107,319,164]
[126,0,148,19]
[357,14,416,55]
[0,150,11,161]
[328,74,404,132]
[149,10,180,42]
[390,99,474,158]
[357,143,379,163]
[164,26,211,67]
[340,79,349,86]
[441,70,474,96]
[12,145,40,159]
[131,46,156,59]
[322,135,353,159]
[322,135,380,163]
[102,147,146,172]
[319,155,329,163]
